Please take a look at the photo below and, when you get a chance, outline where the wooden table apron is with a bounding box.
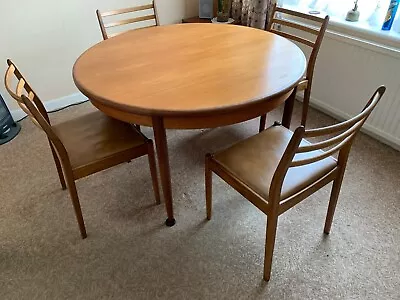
[73,24,307,226]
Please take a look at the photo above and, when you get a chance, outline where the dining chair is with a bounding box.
[259,4,329,131]
[96,1,159,40]
[4,59,161,239]
[206,86,385,280]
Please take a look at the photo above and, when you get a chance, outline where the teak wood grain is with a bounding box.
[73,23,307,225]
[73,24,306,120]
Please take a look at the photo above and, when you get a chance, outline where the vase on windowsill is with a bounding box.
[217,0,232,22]
[368,1,383,27]
[346,0,360,22]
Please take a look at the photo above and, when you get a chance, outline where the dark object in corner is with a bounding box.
[0,93,21,145]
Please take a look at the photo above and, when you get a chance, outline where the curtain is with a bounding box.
[231,0,278,29]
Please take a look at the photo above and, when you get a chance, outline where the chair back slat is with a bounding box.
[269,29,315,48]
[275,6,326,23]
[5,64,21,102]
[305,118,360,138]
[297,120,363,153]
[304,89,383,138]
[291,132,356,167]
[16,78,26,98]
[272,18,320,35]
[5,68,41,129]
[4,60,63,146]
[100,4,154,17]
[104,14,156,28]
[96,1,158,40]
[267,4,329,50]
[19,94,59,140]
[270,86,386,199]
[291,86,385,167]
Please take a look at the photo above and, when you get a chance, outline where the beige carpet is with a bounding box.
[1,101,399,300]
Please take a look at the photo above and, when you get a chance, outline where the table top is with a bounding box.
[73,24,306,118]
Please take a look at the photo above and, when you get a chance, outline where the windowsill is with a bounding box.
[283,4,400,51]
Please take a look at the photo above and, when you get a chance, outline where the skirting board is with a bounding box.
[10,93,87,121]
[297,94,400,151]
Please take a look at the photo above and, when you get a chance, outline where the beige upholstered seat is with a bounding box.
[206,86,386,281]
[5,59,160,239]
[53,112,145,171]
[214,126,337,201]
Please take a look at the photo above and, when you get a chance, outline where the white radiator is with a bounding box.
[289,28,400,150]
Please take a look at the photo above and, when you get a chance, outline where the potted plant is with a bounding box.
[217,0,231,22]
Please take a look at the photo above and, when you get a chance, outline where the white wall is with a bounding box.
[283,25,400,150]
[308,33,400,150]
[1,0,198,111]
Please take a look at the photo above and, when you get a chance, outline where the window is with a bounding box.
[283,0,400,34]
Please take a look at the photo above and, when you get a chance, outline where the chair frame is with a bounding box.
[96,1,159,40]
[5,59,161,239]
[206,86,386,280]
[259,4,330,131]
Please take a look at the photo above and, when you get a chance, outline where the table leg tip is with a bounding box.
[165,218,176,227]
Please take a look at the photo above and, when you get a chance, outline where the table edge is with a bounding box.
[72,23,307,118]
[74,76,303,118]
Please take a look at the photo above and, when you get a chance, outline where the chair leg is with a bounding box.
[147,140,161,205]
[324,169,346,234]
[264,214,278,281]
[282,87,297,128]
[259,114,267,133]
[205,154,213,220]
[49,141,66,190]
[65,173,87,239]
[301,88,311,126]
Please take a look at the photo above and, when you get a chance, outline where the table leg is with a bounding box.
[152,117,176,226]
[282,87,297,129]
[259,115,267,133]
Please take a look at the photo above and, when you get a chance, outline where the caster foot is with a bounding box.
[273,121,282,126]
[165,218,176,227]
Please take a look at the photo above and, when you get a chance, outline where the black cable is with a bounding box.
[15,99,89,122]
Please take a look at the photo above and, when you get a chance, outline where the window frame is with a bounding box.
[282,3,400,51]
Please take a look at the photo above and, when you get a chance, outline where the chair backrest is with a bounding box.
[270,86,386,203]
[266,4,329,83]
[5,60,50,128]
[96,1,159,40]
[4,59,67,156]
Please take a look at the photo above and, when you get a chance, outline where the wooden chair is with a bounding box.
[4,59,160,239]
[259,4,329,131]
[96,1,159,40]
[206,86,385,280]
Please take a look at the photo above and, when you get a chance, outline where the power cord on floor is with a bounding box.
[15,99,90,122]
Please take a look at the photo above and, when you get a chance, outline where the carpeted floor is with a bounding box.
[1,101,399,299]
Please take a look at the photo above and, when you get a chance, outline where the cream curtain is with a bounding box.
[231,0,277,29]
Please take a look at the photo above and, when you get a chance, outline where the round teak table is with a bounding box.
[73,24,306,226]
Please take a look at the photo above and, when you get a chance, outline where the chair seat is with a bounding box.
[53,111,146,170]
[214,126,337,201]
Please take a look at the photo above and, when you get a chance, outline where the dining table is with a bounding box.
[73,23,307,227]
